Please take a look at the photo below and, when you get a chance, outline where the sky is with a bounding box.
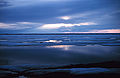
[0,0,120,33]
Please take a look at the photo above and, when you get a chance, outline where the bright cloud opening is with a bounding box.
[59,16,71,20]
[39,22,96,29]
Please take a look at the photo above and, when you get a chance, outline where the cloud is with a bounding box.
[0,22,34,30]
[0,0,10,8]
[8,0,70,7]
[17,22,41,25]
[58,10,99,21]
[58,16,71,20]
[38,22,96,29]
[64,29,120,33]
[0,23,16,29]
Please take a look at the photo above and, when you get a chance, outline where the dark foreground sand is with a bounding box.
[1,72,120,78]
[0,61,120,78]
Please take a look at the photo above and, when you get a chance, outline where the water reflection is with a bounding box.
[0,45,120,65]
[46,45,73,50]
[44,40,62,43]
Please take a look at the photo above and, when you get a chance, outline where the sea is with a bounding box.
[0,33,120,77]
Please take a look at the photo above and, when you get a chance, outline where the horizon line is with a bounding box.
[0,33,120,35]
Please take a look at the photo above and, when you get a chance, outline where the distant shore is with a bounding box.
[0,33,120,35]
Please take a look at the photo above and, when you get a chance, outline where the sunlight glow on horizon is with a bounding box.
[38,22,96,29]
[64,29,120,33]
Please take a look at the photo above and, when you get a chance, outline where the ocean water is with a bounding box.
[0,34,120,65]
[0,34,120,46]
[0,34,120,77]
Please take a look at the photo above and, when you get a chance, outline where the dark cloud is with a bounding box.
[0,0,10,8]
[0,0,120,33]
[0,0,119,22]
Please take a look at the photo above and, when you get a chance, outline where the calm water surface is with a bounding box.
[0,34,120,65]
